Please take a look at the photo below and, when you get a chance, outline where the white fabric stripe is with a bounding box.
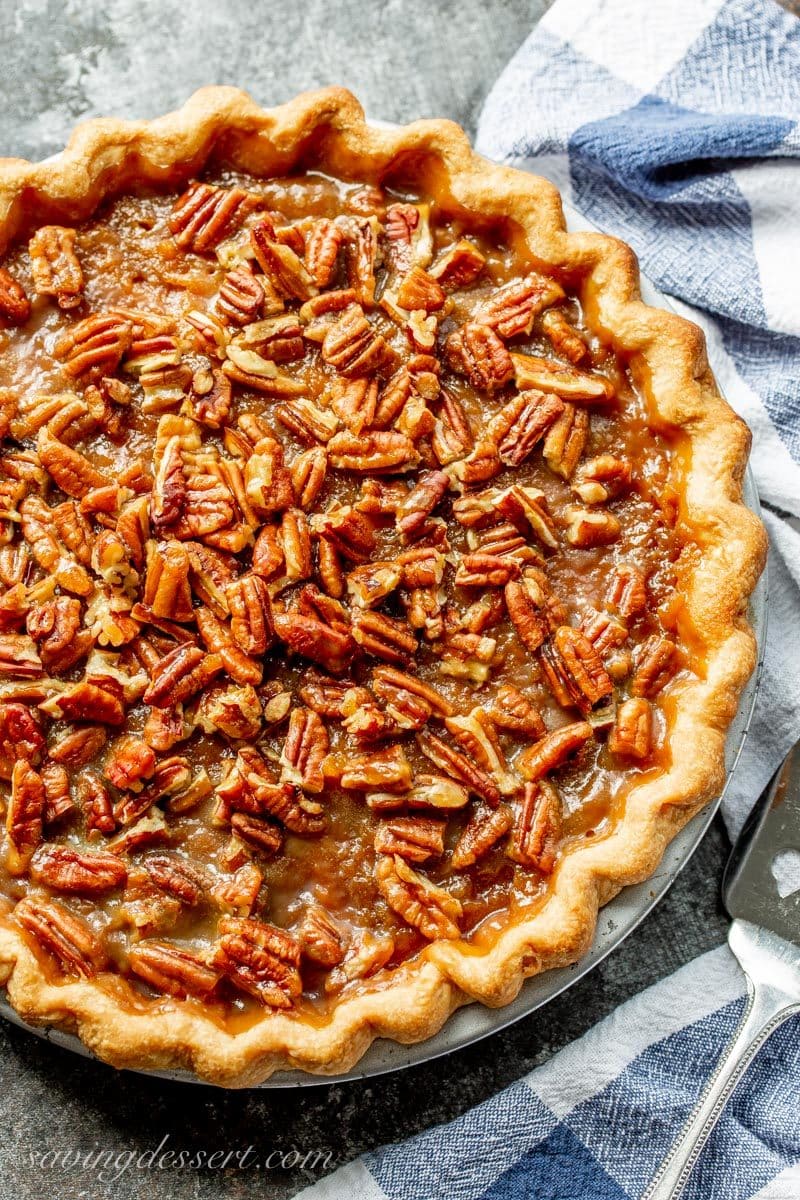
[732,161,800,338]
[752,1162,800,1198]
[541,0,728,92]
[525,945,745,1119]
[292,1158,388,1200]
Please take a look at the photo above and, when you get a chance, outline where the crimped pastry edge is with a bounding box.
[0,86,767,1086]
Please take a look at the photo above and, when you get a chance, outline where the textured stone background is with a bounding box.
[0,1,788,1197]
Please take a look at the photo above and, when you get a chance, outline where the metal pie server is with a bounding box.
[644,742,800,1200]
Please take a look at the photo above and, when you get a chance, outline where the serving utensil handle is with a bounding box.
[642,920,800,1200]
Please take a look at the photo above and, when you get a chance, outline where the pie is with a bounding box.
[0,87,766,1085]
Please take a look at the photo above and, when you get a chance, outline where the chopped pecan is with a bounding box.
[631,634,677,698]
[438,629,498,685]
[540,626,613,713]
[476,272,565,339]
[543,403,589,480]
[214,915,302,1008]
[511,353,614,403]
[29,844,127,894]
[374,816,446,863]
[608,697,653,759]
[345,561,402,609]
[15,895,107,977]
[297,905,345,967]
[194,606,261,687]
[519,721,593,781]
[5,760,44,873]
[190,367,232,429]
[383,202,432,274]
[473,521,539,566]
[416,729,500,806]
[445,322,513,391]
[351,608,417,665]
[222,345,305,397]
[103,735,156,791]
[29,225,84,308]
[428,239,486,288]
[169,182,252,253]
[395,266,446,313]
[0,703,44,778]
[280,707,329,794]
[128,940,220,999]
[223,747,325,836]
[606,566,648,622]
[216,263,266,325]
[564,507,621,549]
[508,780,562,872]
[327,429,420,473]
[0,632,42,680]
[273,609,354,675]
[448,438,501,488]
[451,804,513,869]
[42,678,126,726]
[143,644,223,708]
[113,754,192,826]
[338,744,412,793]
[375,853,462,940]
[0,267,31,325]
[326,376,376,435]
[541,308,588,364]
[404,774,469,810]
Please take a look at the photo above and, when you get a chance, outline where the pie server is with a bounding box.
[644,741,800,1199]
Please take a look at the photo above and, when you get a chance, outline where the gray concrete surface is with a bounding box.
[0,0,768,1196]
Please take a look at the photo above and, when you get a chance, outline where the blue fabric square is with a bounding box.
[479,1123,631,1200]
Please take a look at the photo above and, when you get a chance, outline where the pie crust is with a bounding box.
[0,87,766,1085]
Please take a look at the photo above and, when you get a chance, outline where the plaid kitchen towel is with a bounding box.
[296,1,800,1198]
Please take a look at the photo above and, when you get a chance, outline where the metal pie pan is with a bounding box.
[0,188,768,1087]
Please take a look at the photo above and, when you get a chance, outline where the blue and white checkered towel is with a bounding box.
[298,2,800,1196]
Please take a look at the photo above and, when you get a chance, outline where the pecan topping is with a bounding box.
[606,566,647,622]
[143,644,223,708]
[511,353,614,403]
[230,812,284,857]
[142,854,206,906]
[305,219,345,288]
[170,182,252,253]
[280,707,329,794]
[543,403,589,480]
[216,264,266,325]
[631,635,678,698]
[540,626,613,714]
[0,703,44,779]
[273,610,354,675]
[375,854,462,940]
[395,266,445,313]
[5,760,45,874]
[78,773,116,835]
[15,896,107,977]
[519,721,593,781]
[297,905,345,967]
[0,267,31,325]
[489,390,564,466]
[609,697,653,759]
[541,309,588,364]
[476,272,565,339]
[291,446,328,511]
[213,916,302,1007]
[352,608,417,665]
[251,219,316,301]
[508,780,562,872]
[374,816,445,863]
[580,610,628,657]
[445,322,513,392]
[573,455,632,504]
[54,313,131,379]
[396,470,449,537]
[128,941,220,999]
[429,239,486,288]
[38,427,109,499]
[227,573,274,655]
[29,844,127,894]
[505,576,551,654]
[29,225,84,308]
[451,805,513,869]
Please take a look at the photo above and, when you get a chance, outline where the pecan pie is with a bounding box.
[0,89,766,1085]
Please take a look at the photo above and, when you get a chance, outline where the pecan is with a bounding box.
[78,773,116,835]
[49,724,107,768]
[504,576,551,654]
[186,612,260,690]
[140,854,206,906]
[297,905,345,967]
[29,225,84,308]
[564,507,621,549]
[372,664,454,723]
[488,390,564,466]
[143,644,223,708]
[165,765,212,814]
[273,609,354,675]
[395,470,449,537]
[510,353,614,403]
[227,573,274,655]
[216,264,266,325]
[280,707,329,794]
[631,634,677,698]
[346,561,402,608]
[438,629,498,685]
[543,404,589,480]
[211,861,263,916]
[328,376,378,434]
[428,239,486,288]
[374,816,446,863]
[305,219,345,288]
[106,808,169,855]
[373,366,413,428]
[5,760,44,873]
[54,313,132,378]
[580,609,628,657]
[0,632,43,680]
[476,272,565,339]
[279,508,313,581]
[114,755,192,826]
[416,729,500,806]
[15,896,107,977]
[314,503,376,562]
[541,308,588,364]
[103,736,156,792]
[141,540,193,622]
[341,693,398,741]
[41,761,74,824]
[190,367,232,429]
[296,583,350,632]
[214,915,302,1008]
[37,427,109,499]
[321,306,392,377]
[338,744,412,793]
[222,345,305,397]
[351,608,417,666]
[276,396,339,444]
[608,697,653,759]
[508,780,562,872]
[455,553,520,589]
[128,940,220,999]
[42,679,126,725]
[432,389,474,466]
[143,704,191,753]
[404,774,469,810]
[445,322,513,391]
[291,446,328,510]
[519,721,593,781]
[223,747,325,836]
[251,219,316,300]
[375,853,462,940]
[236,313,305,363]
[169,182,252,253]
[446,707,520,796]
[317,536,345,598]
[451,804,513,869]
[298,669,367,719]
[250,524,284,583]
[0,267,31,325]
[341,215,378,306]
[29,844,127,894]
[0,703,44,778]
[572,455,631,504]
[474,521,539,566]
[396,266,446,313]
[540,626,613,713]
[606,566,647,622]
[383,202,432,274]
[327,429,421,473]
[448,439,501,488]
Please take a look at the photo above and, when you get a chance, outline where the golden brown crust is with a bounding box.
[0,86,767,1085]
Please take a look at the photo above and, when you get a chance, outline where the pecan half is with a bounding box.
[488,390,564,466]
[38,427,109,499]
[297,905,345,967]
[15,896,107,977]
[29,844,127,894]
[511,353,614,403]
[375,853,462,940]
[338,745,412,793]
[305,219,345,288]
[609,697,653,759]
[54,313,131,379]
[346,561,402,609]
[540,626,613,713]
[540,309,588,364]
[606,566,647,622]
[428,239,486,288]
[327,429,420,473]
[374,816,445,863]
[211,861,263,916]
[416,729,500,806]
[280,707,329,794]
[170,182,252,253]
[451,804,513,869]
[445,322,513,392]
[631,635,677,698]
[227,573,274,655]
[572,454,632,504]
[128,940,220,999]
[273,610,354,675]
[113,755,192,825]
[432,389,473,466]
[142,540,193,622]
[564,507,621,549]
[213,916,302,1007]
[0,267,31,325]
[0,702,45,779]
[143,644,223,708]
[475,272,565,339]
[542,403,589,480]
[103,735,156,791]
[445,707,520,796]
[508,780,562,872]
[216,263,266,325]
[29,225,84,308]
[396,470,449,537]
[5,760,45,873]
[504,577,550,654]
[291,446,328,511]
[351,609,417,666]
[142,853,206,906]
[78,773,116,835]
[580,609,628,657]
[519,721,593,781]
[230,812,284,857]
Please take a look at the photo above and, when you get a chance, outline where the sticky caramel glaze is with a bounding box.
[0,168,691,1017]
